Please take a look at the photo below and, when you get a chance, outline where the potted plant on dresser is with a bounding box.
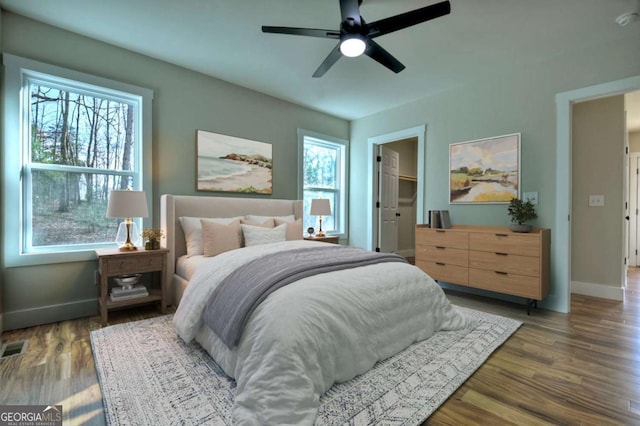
[507,198,537,233]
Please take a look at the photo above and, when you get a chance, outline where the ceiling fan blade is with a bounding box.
[312,44,343,78]
[340,0,362,26]
[366,0,450,38]
[364,39,405,73]
[262,26,340,39]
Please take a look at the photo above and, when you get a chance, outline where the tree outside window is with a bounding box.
[28,82,140,249]
[299,131,348,237]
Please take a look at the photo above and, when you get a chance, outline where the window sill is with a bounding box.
[5,244,118,268]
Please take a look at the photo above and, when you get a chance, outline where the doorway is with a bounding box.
[557,76,640,313]
[366,125,426,252]
[376,139,418,255]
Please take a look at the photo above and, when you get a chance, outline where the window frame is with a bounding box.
[297,129,349,240]
[2,54,153,267]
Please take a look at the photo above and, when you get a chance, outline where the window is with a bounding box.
[298,129,349,238]
[3,54,153,266]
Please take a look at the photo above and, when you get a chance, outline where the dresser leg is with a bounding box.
[526,298,538,315]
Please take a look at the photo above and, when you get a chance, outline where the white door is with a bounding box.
[378,145,400,253]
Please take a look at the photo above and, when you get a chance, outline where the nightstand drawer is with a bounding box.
[105,254,164,275]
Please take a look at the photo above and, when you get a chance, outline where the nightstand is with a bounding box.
[304,235,339,244]
[95,247,168,326]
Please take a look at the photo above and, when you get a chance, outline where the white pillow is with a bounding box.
[179,216,242,257]
[245,214,295,224]
[241,223,287,247]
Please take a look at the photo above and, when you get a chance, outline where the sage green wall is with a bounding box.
[571,96,625,290]
[349,33,640,312]
[0,12,348,330]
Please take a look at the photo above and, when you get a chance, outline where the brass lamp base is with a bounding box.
[118,220,138,251]
[316,216,325,237]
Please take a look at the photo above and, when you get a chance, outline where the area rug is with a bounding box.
[91,307,521,425]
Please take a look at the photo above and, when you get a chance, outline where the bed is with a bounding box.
[160,194,469,425]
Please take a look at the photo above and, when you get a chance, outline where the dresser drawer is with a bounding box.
[468,268,541,299]
[469,232,539,257]
[416,260,468,285]
[417,245,468,267]
[105,253,165,275]
[469,250,539,277]
[416,228,468,249]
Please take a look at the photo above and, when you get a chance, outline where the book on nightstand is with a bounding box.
[110,284,149,302]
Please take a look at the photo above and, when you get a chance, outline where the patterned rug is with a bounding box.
[91,307,520,425]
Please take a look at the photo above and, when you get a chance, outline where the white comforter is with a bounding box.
[173,240,469,425]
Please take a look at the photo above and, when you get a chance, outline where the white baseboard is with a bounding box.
[571,281,624,301]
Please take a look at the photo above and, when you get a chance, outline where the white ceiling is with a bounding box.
[0,0,639,122]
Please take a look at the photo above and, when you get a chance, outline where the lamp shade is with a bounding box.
[106,190,149,218]
[310,198,331,216]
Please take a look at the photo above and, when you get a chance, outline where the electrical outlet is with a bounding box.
[523,192,538,205]
[588,195,605,207]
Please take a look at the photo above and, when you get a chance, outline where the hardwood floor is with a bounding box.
[2,273,640,425]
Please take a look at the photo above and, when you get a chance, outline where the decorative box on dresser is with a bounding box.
[415,224,550,314]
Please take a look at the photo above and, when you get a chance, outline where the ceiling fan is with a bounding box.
[261,0,451,78]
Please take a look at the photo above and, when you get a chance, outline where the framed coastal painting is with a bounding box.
[196,130,273,194]
[449,133,520,204]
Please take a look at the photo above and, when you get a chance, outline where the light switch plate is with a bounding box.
[523,192,538,205]
[589,195,605,207]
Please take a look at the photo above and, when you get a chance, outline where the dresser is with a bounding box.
[415,224,550,313]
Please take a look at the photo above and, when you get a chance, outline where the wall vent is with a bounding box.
[0,340,28,359]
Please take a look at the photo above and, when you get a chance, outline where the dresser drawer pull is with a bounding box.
[495,233,508,237]
[435,246,446,250]
[436,262,446,266]
[436,230,446,233]
[495,271,508,275]
[495,252,508,256]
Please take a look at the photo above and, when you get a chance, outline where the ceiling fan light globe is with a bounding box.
[340,37,366,57]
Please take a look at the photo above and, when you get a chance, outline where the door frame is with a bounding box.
[366,125,425,251]
[629,152,640,267]
[556,75,640,313]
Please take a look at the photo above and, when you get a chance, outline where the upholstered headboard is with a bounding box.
[160,194,303,305]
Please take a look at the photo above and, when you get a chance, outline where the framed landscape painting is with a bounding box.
[449,133,520,204]
[196,130,273,194]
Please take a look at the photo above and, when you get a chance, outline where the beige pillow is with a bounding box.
[179,216,242,257]
[201,219,241,257]
[275,218,303,241]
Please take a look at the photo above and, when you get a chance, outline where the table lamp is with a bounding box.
[310,198,331,237]
[107,190,149,251]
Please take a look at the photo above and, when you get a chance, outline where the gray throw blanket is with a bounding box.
[203,246,408,349]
